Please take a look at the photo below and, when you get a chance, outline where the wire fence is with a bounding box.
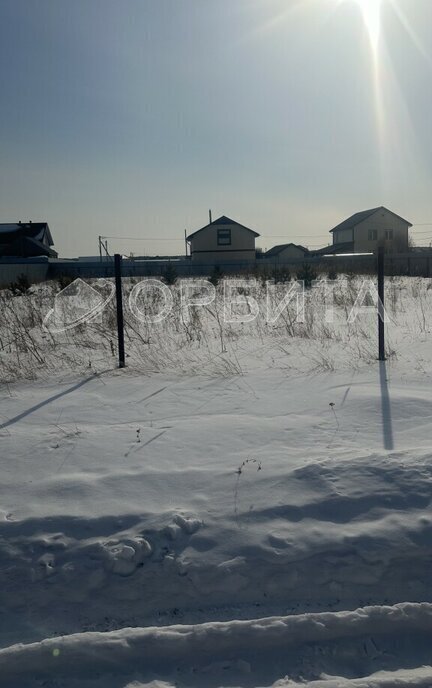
[3,249,432,383]
[110,249,388,368]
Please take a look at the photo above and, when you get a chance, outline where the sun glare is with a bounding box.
[249,0,426,199]
[349,0,383,50]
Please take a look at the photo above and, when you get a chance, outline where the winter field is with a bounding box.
[1,275,432,686]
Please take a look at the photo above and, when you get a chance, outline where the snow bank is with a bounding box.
[0,603,431,684]
[276,667,432,687]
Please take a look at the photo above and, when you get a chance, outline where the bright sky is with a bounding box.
[1,0,432,257]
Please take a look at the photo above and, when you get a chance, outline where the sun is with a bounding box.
[349,0,383,50]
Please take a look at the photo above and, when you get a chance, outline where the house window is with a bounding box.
[217,228,231,246]
[368,229,378,241]
[385,229,393,240]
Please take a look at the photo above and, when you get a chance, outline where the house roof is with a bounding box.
[312,242,355,255]
[187,215,260,240]
[329,207,413,233]
[0,235,57,258]
[23,236,58,257]
[265,243,308,258]
[0,222,56,258]
[0,222,54,246]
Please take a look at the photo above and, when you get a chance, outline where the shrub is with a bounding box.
[259,267,271,287]
[162,263,178,285]
[296,263,318,289]
[209,265,224,287]
[327,267,338,281]
[272,266,291,283]
[10,274,31,295]
[57,274,75,291]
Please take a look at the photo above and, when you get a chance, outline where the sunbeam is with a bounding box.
[349,0,383,51]
[391,0,432,69]
[336,0,428,196]
[236,0,428,197]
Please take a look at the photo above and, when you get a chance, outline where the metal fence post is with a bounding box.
[114,254,125,368]
[377,246,385,361]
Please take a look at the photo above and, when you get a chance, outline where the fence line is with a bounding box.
[108,251,388,368]
[1,251,432,287]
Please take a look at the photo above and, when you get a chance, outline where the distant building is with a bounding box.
[328,207,412,253]
[186,215,259,264]
[312,242,355,256]
[265,243,309,261]
[0,222,57,258]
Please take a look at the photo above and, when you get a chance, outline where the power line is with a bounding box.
[259,234,327,238]
[102,236,330,248]
[103,234,328,241]
[102,236,184,241]
[102,226,432,246]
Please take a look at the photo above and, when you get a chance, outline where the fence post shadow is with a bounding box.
[0,374,101,431]
[379,360,394,450]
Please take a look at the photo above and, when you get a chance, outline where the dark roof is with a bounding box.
[0,222,54,246]
[24,236,57,257]
[329,207,413,233]
[265,243,308,258]
[0,222,56,257]
[187,215,260,240]
[312,242,355,255]
[0,235,57,258]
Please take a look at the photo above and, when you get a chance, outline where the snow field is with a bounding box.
[1,275,432,685]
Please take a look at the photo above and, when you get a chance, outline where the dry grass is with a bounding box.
[0,275,431,383]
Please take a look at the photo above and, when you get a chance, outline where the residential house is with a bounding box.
[265,243,309,261]
[329,207,412,253]
[186,215,259,264]
[0,222,57,258]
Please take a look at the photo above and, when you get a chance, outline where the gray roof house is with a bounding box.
[328,207,412,253]
[187,215,259,264]
[265,243,309,260]
[0,222,57,258]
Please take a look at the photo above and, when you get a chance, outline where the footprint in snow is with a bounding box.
[104,538,152,576]
[173,514,202,534]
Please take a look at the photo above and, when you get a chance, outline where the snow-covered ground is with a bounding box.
[0,277,432,686]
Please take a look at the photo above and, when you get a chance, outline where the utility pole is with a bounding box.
[377,245,385,361]
[114,254,125,368]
